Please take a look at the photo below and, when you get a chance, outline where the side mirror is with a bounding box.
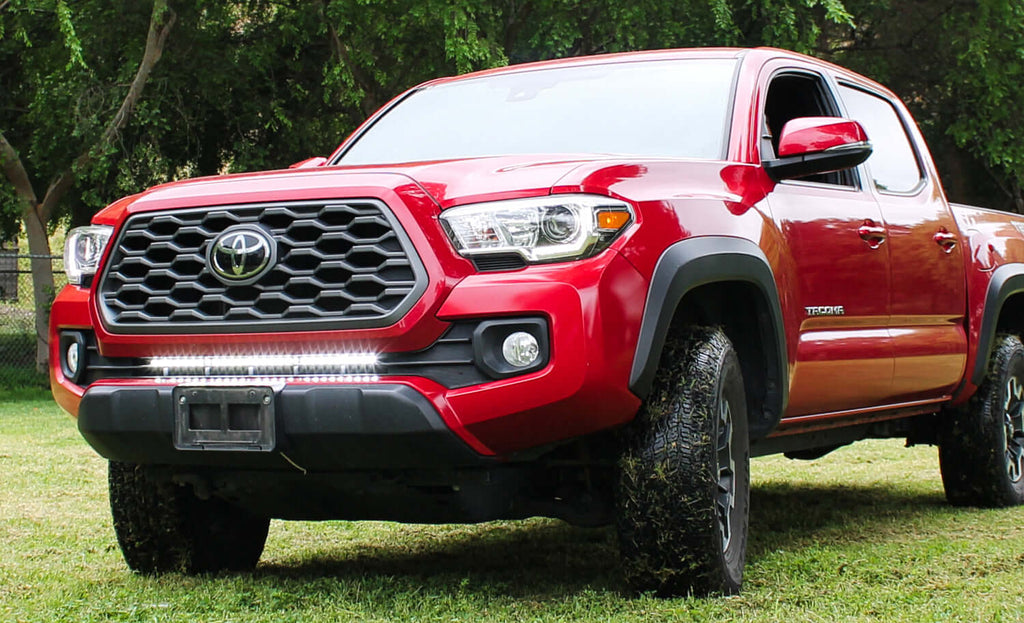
[763,117,872,181]
[289,156,328,169]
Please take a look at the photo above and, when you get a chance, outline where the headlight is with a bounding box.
[64,225,113,286]
[440,194,634,264]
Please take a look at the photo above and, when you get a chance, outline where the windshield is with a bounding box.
[336,58,738,165]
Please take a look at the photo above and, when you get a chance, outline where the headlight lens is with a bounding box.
[440,194,634,264]
[64,225,113,285]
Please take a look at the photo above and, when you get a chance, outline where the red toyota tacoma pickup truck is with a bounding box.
[51,47,1024,596]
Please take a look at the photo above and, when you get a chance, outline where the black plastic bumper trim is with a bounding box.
[74,320,533,390]
[78,384,487,470]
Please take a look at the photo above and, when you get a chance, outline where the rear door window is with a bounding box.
[838,85,923,194]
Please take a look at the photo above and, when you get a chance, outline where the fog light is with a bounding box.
[66,342,81,376]
[502,332,539,368]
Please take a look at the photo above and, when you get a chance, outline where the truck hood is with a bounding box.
[362,155,611,208]
[93,154,761,226]
[93,155,616,224]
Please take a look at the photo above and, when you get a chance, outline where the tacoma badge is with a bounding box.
[805,305,845,317]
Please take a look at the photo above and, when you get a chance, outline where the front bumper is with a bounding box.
[52,250,646,462]
[78,384,484,469]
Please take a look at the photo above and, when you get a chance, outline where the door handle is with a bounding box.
[858,220,887,249]
[934,229,957,253]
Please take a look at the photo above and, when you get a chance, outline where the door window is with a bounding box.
[762,73,854,187]
[838,85,923,194]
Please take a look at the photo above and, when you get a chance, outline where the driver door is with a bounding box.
[760,68,894,417]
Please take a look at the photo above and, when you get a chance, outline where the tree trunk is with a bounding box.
[0,134,49,373]
[22,208,55,374]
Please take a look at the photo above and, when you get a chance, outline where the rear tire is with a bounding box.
[109,461,270,573]
[617,326,750,596]
[939,333,1024,507]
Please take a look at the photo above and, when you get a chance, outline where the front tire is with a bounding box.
[617,326,750,596]
[109,461,270,574]
[939,333,1024,507]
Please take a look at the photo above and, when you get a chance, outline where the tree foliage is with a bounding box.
[1,0,867,232]
[828,0,1024,211]
[5,0,1024,230]
[2,0,1024,367]
[944,0,1024,210]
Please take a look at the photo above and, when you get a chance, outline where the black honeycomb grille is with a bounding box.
[98,200,426,333]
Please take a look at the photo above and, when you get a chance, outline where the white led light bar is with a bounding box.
[160,374,382,388]
[147,353,379,377]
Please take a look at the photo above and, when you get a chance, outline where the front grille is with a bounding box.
[98,200,427,333]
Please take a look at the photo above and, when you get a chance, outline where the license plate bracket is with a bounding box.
[173,386,275,452]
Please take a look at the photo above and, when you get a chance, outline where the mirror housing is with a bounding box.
[763,117,872,182]
[289,156,328,169]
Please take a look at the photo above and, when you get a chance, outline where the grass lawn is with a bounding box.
[2,390,1023,622]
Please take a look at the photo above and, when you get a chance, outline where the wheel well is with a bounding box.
[996,293,1024,337]
[666,282,775,439]
[974,266,1024,385]
[627,237,787,434]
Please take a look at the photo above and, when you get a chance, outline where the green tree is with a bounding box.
[827,0,1024,212]
[0,0,175,370]
[944,0,1024,212]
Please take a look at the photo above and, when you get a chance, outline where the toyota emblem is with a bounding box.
[206,226,276,285]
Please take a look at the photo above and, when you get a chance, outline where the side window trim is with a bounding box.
[836,81,927,197]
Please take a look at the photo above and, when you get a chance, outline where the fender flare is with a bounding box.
[628,237,788,436]
[973,264,1024,385]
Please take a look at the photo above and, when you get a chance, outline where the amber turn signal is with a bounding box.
[597,210,631,231]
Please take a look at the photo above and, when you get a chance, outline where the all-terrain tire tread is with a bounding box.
[109,461,270,574]
[617,326,749,596]
[939,333,1024,507]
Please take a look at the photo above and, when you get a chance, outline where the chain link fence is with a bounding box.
[0,249,66,389]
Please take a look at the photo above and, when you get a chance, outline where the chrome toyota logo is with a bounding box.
[206,226,276,284]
